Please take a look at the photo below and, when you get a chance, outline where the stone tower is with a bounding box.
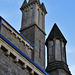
[20,0,47,69]
[46,23,71,75]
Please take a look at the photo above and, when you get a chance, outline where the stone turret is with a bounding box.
[20,0,47,70]
[46,23,71,75]
[20,0,47,34]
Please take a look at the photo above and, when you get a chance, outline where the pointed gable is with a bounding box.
[46,23,67,45]
[20,0,27,10]
[41,3,47,14]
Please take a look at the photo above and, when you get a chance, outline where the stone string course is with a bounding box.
[0,38,45,75]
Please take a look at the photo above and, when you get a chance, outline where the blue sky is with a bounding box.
[0,0,75,75]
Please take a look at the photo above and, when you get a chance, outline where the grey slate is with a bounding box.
[46,23,67,45]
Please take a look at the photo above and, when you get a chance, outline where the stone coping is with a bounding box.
[0,34,49,75]
[0,16,34,48]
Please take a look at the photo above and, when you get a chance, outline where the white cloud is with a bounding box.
[70,65,75,75]
[66,46,75,54]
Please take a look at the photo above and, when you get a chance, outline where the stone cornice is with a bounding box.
[46,61,72,75]
[0,34,49,75]
[20,24,46,35]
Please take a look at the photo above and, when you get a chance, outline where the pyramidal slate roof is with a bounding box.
[46,23,67,45]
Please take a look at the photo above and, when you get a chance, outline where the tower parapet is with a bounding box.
[20,0,47,34]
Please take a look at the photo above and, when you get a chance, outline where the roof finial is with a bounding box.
[54,23,57,26]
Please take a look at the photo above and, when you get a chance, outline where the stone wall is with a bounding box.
[55,39,61,61]
[0,21,33,59]
[49,69,70,75]
[0,48,30,75]
[34,26,45,70]
[20,25,35,44]
[20,1,46,70]
[20,25,45,70]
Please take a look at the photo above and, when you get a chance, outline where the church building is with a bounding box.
[0,0,72,75]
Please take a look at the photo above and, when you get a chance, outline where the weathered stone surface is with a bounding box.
[46,24,72,75]
[0,25,32,59]
[20,25,45,69]
[0,48,30,75]
[20,0,47,70]
[0,0,72,75]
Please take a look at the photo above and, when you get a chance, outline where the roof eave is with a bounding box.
[0,34,49,75]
